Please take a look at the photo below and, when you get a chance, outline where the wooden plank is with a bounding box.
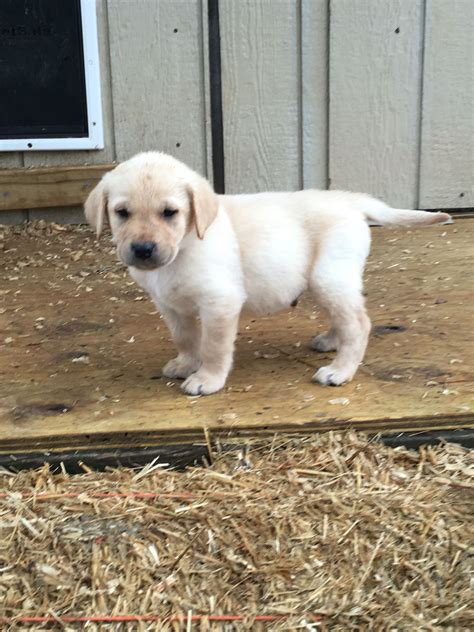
[0,143,23,183]
[24,0,115,168]
[379,429,474,450]
[107,0,208,174]
[0,164,114,211]
[28,208,87,225]
[2,428,474,472]
[0,158,26,221]
[0,155,22,168]
[0,444,211,473]
[301,0,328,189]
[0,219,472,454]
[201,0,214,183]
[329,0,424,208]
[1,414,472,455]
[220,0,300,193]
[0,211,28,225]
[419,0,474,209]
[0,129,25,222]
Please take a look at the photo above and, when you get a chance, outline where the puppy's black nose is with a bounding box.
[131,241,156,260]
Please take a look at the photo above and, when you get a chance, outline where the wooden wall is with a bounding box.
[1,0,472,223]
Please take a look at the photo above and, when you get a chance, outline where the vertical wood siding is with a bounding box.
[419,0,474,208]
[301,0,329,190]
[0,0,472,221]
[328,0,424,208]
[219,0,300,193]
[107,0,209,175]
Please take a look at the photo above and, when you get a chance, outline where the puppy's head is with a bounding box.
[84,152,218,270]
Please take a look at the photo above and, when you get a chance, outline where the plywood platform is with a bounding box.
[0,220,473,461]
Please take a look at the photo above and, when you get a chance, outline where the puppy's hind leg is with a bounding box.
[311,327,339,352]
[311,295,371,386]
[309,222,371,386]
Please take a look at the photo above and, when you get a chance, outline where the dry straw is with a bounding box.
[0,431,473,630]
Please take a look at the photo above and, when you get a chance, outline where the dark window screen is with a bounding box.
[0,0,88,139]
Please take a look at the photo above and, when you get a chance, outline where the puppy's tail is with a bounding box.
[364,198,452,228]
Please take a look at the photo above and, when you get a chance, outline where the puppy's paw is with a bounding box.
[181,370,226,396]
[312,365,354,386]
[311,332,338,352]
[162,355,200,380]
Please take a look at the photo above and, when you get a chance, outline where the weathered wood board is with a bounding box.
[220,0,301,192]
[301,0,329,190]
[329,0,424,208]
[0,165,114,212]
[419,0,474,209]
[107,0,209,174]
[0,220,472,456]
[1,0,472,221]
[0,154,22,169]
[0,141,24,224]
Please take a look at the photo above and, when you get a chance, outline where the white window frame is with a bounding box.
[0,0,104,151]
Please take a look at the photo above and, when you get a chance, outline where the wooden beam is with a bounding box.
[1,222,473,457]
[0,164,114,211]
[0,412,471,455]
[1,163,471,215]
[1,428,473,473]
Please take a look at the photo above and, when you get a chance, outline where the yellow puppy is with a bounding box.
[85,152,451,395]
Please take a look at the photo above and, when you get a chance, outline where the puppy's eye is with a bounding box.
[116,208,129,219]
[162,208,178,219]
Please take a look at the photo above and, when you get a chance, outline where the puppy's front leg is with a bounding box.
[162,309,201,379]
[182,310,240,395]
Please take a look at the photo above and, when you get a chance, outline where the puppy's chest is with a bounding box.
[152,280,197,314]
[129,268,195,313]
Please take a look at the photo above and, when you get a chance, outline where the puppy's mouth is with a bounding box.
[129,256,162,271]
[119,247,177,271]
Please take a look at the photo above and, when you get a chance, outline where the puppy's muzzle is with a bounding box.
[131,241,157,260]
[125,240,175,270]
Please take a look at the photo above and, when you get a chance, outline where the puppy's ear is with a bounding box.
[187,177,219,239]
[84,180,107,238]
